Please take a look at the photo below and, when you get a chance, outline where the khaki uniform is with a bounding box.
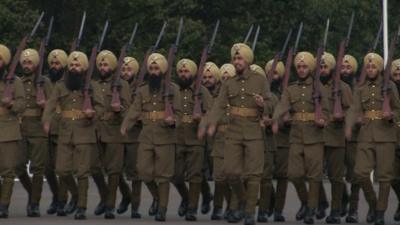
[121,81,182,210]
[346,75,400,212]
[42,79,105,209]
[320,79,353,211]
[207,69,269,215]
[17,74,52,205]
[0,76,25,207]
[94,76,130,209]
[272,76,329,209]
[174,84,212,212]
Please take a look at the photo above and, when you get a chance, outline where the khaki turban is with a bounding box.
[147,53,168,74]
[68,51,89,71]
[20,48,39,67]
[265,59,285,77]
[321,52,336,70]
[250,64,266,77]
[231,43,254,64]
[204,62,221,80]
[176,58,198,76]
[220,63,236,78]
[96,50,117,71]
[48,49,68,67]
[0,44,11,65]
[342,54,358,73]
[123,57,140,75]
[391,59,400,75]
[294,51,316,71]
[363,53,383,72]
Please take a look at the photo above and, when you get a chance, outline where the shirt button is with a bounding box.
[241,80,245,83]
[26,96,30,99]
[302,110,305,112]
[240,105,244,107]
[153,95,157,97]
[184,96,187,100]
[102,89,105,92]
[302,86,306,89]
[241,88,245,91]
[372,101,375,104]
[73,99,76,102]
[27,104,30,107]
[153,110,156,112]
[26,89,31,92]
[302,101,305,104]
[301,93,305,96]
[372,85,375,88]
[371,93,375,96]
[28,81,31,84]
[153,102,157,105]
[241,96,245,100]
[372,109,375,112]
[184,104,187,107]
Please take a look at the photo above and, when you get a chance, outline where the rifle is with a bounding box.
[192,20,220,120]
[164,18,184,120]
[110,23,139,110]
[243,24,254,43]
[134,21,168,93]
[313,19,330,124]
[267,28,293,85]
[357,21,383,86]
[251,25,260,52]
[332,12,354,120]
[382,25,400,118]
[282,22,303,90]
[2,12,44,105]
[36,16,54,107]
[82,20,109,113]
[70,11,86,52]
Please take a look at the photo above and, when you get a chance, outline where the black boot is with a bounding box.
[274,211,286,222]
[244,213,256,225]
[74,207,86,220]
[304,207,316,224]
[227,203,244,223]
[326,209,341,224]
[224,209,232,220]
[211,207,223,220]
[394,204,400,221]
[27,203,40,217]
[374,211,384,225]
[104,207,115,219]
[201,193,213,214]
[94,201,106,216]
[46,197,58,215]
[345,208,358,223]
[367,207,376,224]
[296,204,307,221]
[316,201,329,220]
[178,199,188,217]
[185,208,197,221]
[65,196,77,214]
[116,198,130,214]
[148,199,159,216]
[56,201,66,216]
[155,207,166,221]
[130,209,141,219]
[0,204,8,219]
[257,209,268,222]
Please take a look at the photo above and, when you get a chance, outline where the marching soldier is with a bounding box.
[0,44,26,218]
[121,53,182,221]
[250,63,276,223]
[265,59,289,222]
[391,58,400,222]
[200,43,270,225]
[46,49,79,216]
[42,51,105,220]
[345,53,400,225]
[117,56,157,218]
[272,51,329,224]
[340,54,361,223]
[318,52,353,223]
[173,58,212,221]
[94,50,131,219]
[17,48,52,217]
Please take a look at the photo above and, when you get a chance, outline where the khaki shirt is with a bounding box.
[272,76,329,144]
[346,75,400,143]
[42,80,105,144]
[321,79,353,147]
[177,84,212,146]
[49,77,64,137]
[208,69,270,141]
[0,76,25,142]
[271,86,290,148]
[20,74,52,137]
[121,81,182,145]
[94,76,131,143]
[123,80,141,144]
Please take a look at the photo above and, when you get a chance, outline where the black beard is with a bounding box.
[66,71,84,91]
[270,79,281,93]
[48,68,64,82]
[177,76,193,89]
[23,69,34,76]
[148,74,162,92]
[0,67,6,80]
[99,71,113,80]
[320,74,332,85]
[341,74,354,87]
